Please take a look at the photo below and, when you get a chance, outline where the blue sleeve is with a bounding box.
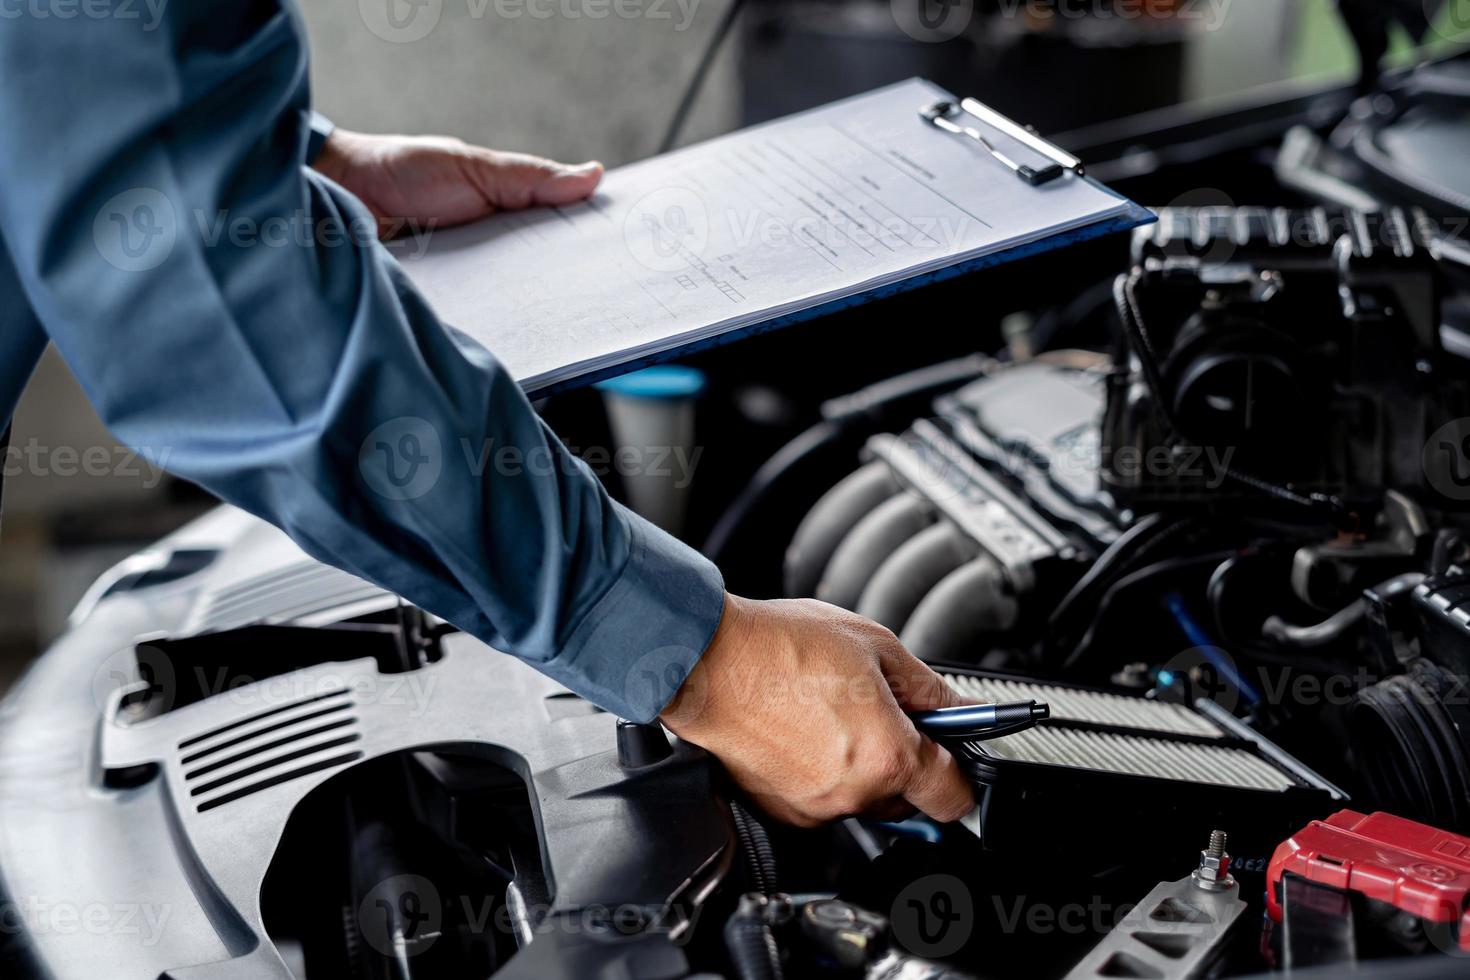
[0,1,725,722]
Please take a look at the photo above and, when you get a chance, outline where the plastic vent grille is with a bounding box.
[977,726,1295,792]
[941,672,1224,739]
[178,688,363,813]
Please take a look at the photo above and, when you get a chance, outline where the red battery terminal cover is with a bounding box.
[1267,809,1470,951]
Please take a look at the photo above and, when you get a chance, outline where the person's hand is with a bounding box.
[660,595,975,828]
[313,129,603,238]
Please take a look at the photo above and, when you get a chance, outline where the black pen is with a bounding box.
[908,700,1049,742]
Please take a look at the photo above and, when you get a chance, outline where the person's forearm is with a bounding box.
[0,0,723,721]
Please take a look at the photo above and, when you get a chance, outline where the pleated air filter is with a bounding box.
[938,669,1346,850]
[943,672,1223,740]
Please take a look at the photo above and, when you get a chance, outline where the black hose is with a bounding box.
[1048,513,1173,631]
[1261,572,1424,649]
[730,801,779,896]
[1113,270,1178,442]
[724,894,785,980]
[817,354,991,425]
[1045,514,1192,663]
[704,355,989,564]
[705,420,847,566]
[1262,600,1368,650]
[1064,550,1241,669]
[1030,277,1117,353]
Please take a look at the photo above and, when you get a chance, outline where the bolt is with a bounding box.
[1192,829,1236,892]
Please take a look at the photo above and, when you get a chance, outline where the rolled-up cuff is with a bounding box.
[306,110,336,164]
[542,512,726,723]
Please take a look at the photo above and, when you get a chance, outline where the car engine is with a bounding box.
[6,19,1470,980]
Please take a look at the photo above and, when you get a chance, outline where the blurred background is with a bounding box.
[2,0,1463,686]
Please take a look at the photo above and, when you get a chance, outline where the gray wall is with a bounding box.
[301,0,742,168]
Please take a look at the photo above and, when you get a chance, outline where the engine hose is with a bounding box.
[1047,513,1174,632]
[1044,514,1192,664]
[1431,529,1465,575]
[1261,573,1424,649]
[1030,277,1117,353]
[783,462,899,598]
[1262,600,1368,649]
[705,420,848,566]
[1114,270,1178,442]
[818,353,992,423]
[856,521,977,633]
[724,895,785,980]
[899,555,1017,663]
[730,800,779,896]
[705,355,990,565]
[1064,550,1239,670]
[1348,661,1470,833]
[816,494,934,611]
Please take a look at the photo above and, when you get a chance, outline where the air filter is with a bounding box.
[938,668,1346,855]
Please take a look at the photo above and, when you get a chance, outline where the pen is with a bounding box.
[908,700,1050,742]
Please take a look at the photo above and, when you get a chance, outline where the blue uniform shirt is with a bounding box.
[0,0,725,722]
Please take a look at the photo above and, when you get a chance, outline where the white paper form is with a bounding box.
[397,78,1134,392]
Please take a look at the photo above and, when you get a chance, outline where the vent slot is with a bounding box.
[196,753,365,814]
[179,690,363,813]
[179,688,348,751]
[185,717,357,779]
[189,733,362,797]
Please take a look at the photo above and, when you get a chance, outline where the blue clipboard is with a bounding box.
[487,82,1157,398]
[528,196,1153,398]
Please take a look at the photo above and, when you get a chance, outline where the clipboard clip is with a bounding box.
[920,99,1084,187]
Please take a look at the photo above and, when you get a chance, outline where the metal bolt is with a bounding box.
[1192,829,1236,892]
